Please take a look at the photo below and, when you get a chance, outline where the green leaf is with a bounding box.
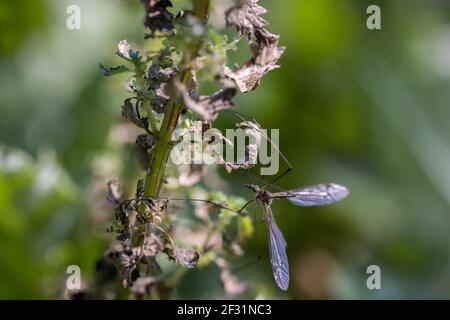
[98,64,130,77]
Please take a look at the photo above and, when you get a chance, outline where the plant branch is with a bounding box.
[143,0,210,198]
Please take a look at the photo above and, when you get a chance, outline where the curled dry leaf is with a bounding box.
[150,93,170,113]
[221,121,261,172]
[147,64,177,113]
[224,42,284,92]
[173,246,200,268]
[108,243,141,287]
[225,0,285,92]
[226,0,277,45]
[141,0,175,35]
[148,63,177,84]
[108,225,165,289]
[106,179,136,241]
[121,98,149,131]
[141,228,165,257]
[113,203,133,241]
[142,198,169,214]
[175,79,237,122]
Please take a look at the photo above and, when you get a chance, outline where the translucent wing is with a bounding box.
[263,203,289,291]
[272,183,349,206]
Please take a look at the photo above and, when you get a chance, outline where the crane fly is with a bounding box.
[244,183,349,291]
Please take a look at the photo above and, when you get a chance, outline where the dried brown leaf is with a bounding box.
[219,121,262,172]
[226,0,277,45]
[225,0,285,92]
[121,98,149,130]
[142,198,169,214]
[176,80,237,121]
[224,43,284,92]
[141,0,175,35]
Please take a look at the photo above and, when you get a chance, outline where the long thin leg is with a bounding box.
[224,165,284,191]
[261,130,293,186]
[237,198,255,214]
[225,109,252,122]
[269,167,292,186]
[150,196,249,215]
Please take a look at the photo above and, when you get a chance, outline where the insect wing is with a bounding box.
[264,205,289,291]
[273,183,349,206]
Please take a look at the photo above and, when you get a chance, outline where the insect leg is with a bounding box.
[262,131,293,185]
[149,196,246,215]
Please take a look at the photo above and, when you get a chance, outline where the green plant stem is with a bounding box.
[143,99,159,134]
[143,0,210,198]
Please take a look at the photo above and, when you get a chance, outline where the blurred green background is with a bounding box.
[1,0,450,299]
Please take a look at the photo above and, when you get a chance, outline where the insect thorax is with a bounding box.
[255,190,272,206]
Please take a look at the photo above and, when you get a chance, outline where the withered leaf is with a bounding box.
[224,42,284,92]
[226,0,277,45]
[141,0,175,35]
[176,80,237,121]
[173,246,200,268]
[148,63,177,86]
[147,64,177,113]
[112,199,135,241]
[99,64,129,77]
[108,244,140,287]
[108,228,164,288]
[225,0,285,92]
[223,120,261,172]
[142,229,165,257]
[142,198,168,214]
[150,92,170,113]
[121,98,150,131]
[136,179,145,199]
